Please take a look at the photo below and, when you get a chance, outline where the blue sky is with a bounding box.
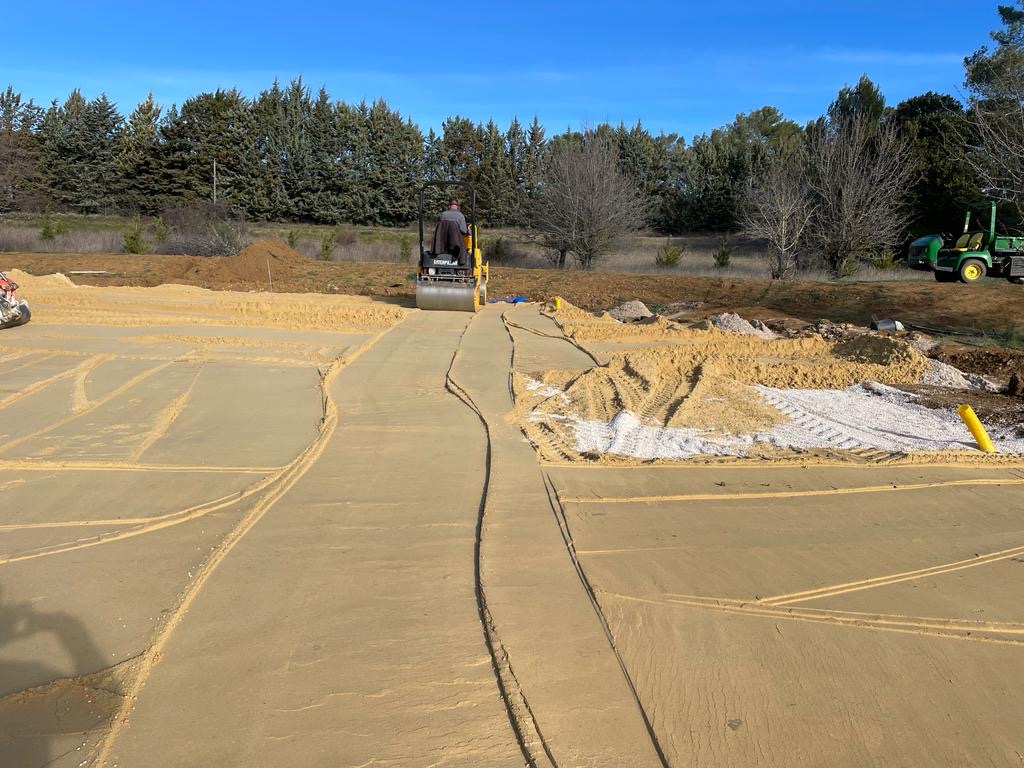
[2,1,1000,139]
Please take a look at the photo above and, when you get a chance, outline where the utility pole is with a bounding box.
[213,159,218,204]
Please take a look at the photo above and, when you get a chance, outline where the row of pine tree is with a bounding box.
[0,76,981,235]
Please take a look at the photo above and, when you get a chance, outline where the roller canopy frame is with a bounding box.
[418,180,476,261]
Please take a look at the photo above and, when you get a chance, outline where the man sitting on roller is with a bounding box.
[431,199,469,264]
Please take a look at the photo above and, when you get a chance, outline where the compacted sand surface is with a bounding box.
[1,281,1022,767]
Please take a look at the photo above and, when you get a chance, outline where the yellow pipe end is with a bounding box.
[552,296,562,311]
[957,404,997,453]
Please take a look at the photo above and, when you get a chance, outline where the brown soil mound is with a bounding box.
[183,240,313,288]
[932,344,1024,379]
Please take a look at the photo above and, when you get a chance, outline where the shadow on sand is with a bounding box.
[0,585,112,767]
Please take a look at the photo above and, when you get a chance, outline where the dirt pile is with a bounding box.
[549,309,689,343]
[932,345,1024,379]
[183,239,312,288]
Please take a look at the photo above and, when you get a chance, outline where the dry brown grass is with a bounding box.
[0,219,932,282]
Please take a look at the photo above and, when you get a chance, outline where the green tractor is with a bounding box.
[909,201,1024,284]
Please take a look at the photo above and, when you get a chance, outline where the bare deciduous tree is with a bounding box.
[963,97,1024,220]
[806,117,913,276]
[742,153,815,279]
[531,134,643,269]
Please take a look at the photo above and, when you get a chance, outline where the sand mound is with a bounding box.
[516,322,941,462]
[4,270,77,291]
[5,267,406,331]
[183,239,312,287]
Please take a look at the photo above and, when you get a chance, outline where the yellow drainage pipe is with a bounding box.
[958,404,996,453]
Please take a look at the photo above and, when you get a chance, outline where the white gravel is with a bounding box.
[703,312,778,339]
[608,300,653,322]
[920,359,1002,392]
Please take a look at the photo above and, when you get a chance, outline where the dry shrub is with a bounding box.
[335,224,358,246]
[160,202,247,256]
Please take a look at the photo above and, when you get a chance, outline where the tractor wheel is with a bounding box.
[958,258,986,283]
[934,271,956,283]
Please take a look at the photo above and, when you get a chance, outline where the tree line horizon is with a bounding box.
[0,75,983,234]
[0,1,1020,276]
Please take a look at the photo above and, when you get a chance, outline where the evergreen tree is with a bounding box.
[965,1,1024,99]
[615,120,678,227]
[39,91,123,212]
[0,85,44,212]
[251,80,288,219]
[828,75,887,126]
[422,127,444,181]
[891,93,984,235]
[159,89,260,212]
[363,99,423,225]
[334,101,371,223]
[522,115,546,221]
[118,93,163,212]
[280,78,315,220]
[307,87,342,223]
[505,118,528,223]
[439,116,483,184]
[476,119,515,225]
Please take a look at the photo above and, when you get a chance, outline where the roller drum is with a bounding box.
[416,280,480,312]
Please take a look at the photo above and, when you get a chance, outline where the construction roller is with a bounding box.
[415,180,489,313]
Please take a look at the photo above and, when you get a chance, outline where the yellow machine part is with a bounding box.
[957,403,996,453]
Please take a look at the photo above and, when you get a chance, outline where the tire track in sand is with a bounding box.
[128,362,203,462]
[90,325,398,768]
[600,591,1024,647]
[759,541,1024,606]
[0,355,189,456]
[0,354,105,411]
[560,476,1024,505]
[71,353,113,413]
